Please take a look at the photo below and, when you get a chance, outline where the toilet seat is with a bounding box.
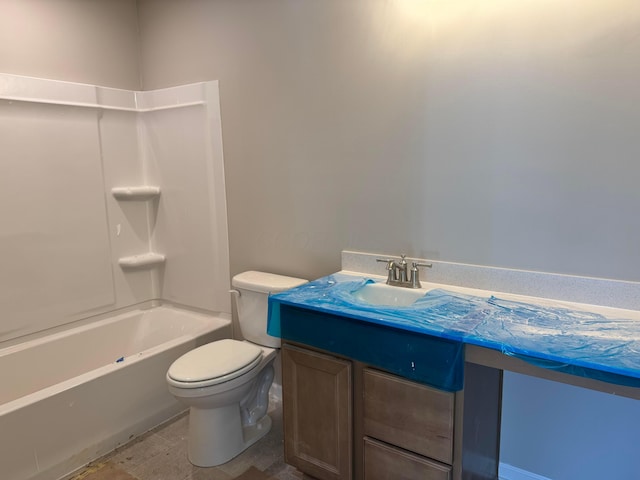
[167,339,263,389]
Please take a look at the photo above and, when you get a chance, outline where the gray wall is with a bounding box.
[501,372,639,479]
[138,0,640,283]
[0,0,140,90]
[137,2,640,479]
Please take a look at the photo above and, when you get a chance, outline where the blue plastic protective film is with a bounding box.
[277,304,464,391]
[268,273,640,388]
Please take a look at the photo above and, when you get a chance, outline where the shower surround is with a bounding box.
[0,73,232,479]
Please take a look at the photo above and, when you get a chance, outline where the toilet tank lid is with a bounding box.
[232,271,308,294]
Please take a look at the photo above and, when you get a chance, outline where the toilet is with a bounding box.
[166,271,307,467]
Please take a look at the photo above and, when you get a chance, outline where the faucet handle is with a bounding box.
[376,258,396,283]
[376,258,395,269]
[412,262,432,269]
[410,262,432,288]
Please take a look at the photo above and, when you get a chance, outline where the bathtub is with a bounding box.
[0,305,232,480]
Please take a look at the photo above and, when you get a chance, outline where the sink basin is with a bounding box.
[350,282,427,307]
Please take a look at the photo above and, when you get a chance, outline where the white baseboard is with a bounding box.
[499,463,553,480]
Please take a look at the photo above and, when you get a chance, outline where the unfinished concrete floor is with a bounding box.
[67,396,313,480]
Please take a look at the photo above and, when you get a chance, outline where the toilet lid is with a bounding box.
[167,339,262,386]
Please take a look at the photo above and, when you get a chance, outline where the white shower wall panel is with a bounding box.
[143,84,230,314]
[0,74,230,344]
[0,100,115,342]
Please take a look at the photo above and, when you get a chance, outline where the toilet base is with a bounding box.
[243,414,272,451]
[187,404,273,467]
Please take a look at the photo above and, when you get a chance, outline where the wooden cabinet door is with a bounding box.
[282,344,352,480]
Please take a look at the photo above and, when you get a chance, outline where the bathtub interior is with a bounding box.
[0,304,232,480]
[0,306,225,406]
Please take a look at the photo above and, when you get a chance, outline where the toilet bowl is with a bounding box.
[166,271,307,467]
[167,339,277,466]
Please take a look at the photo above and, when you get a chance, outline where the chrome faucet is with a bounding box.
[376,254,432,288]
[397,255,409,283]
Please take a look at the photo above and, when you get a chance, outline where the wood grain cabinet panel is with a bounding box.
[282,344,352,480]
[363,437,451,480]
[363,368,454,465]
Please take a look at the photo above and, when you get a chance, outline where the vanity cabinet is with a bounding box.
[282,342,459,480]
[278,304,501,480]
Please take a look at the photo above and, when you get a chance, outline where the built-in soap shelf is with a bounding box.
[118,253,166,269]
[111,186,161,200]
[113,186,164,270]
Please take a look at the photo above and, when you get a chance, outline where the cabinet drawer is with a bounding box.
[363,437,451,480]
[363,368,454,465]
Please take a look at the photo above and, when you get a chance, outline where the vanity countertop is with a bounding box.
[268,272,640,387]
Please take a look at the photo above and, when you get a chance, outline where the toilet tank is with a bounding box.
[231,271,307,348]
